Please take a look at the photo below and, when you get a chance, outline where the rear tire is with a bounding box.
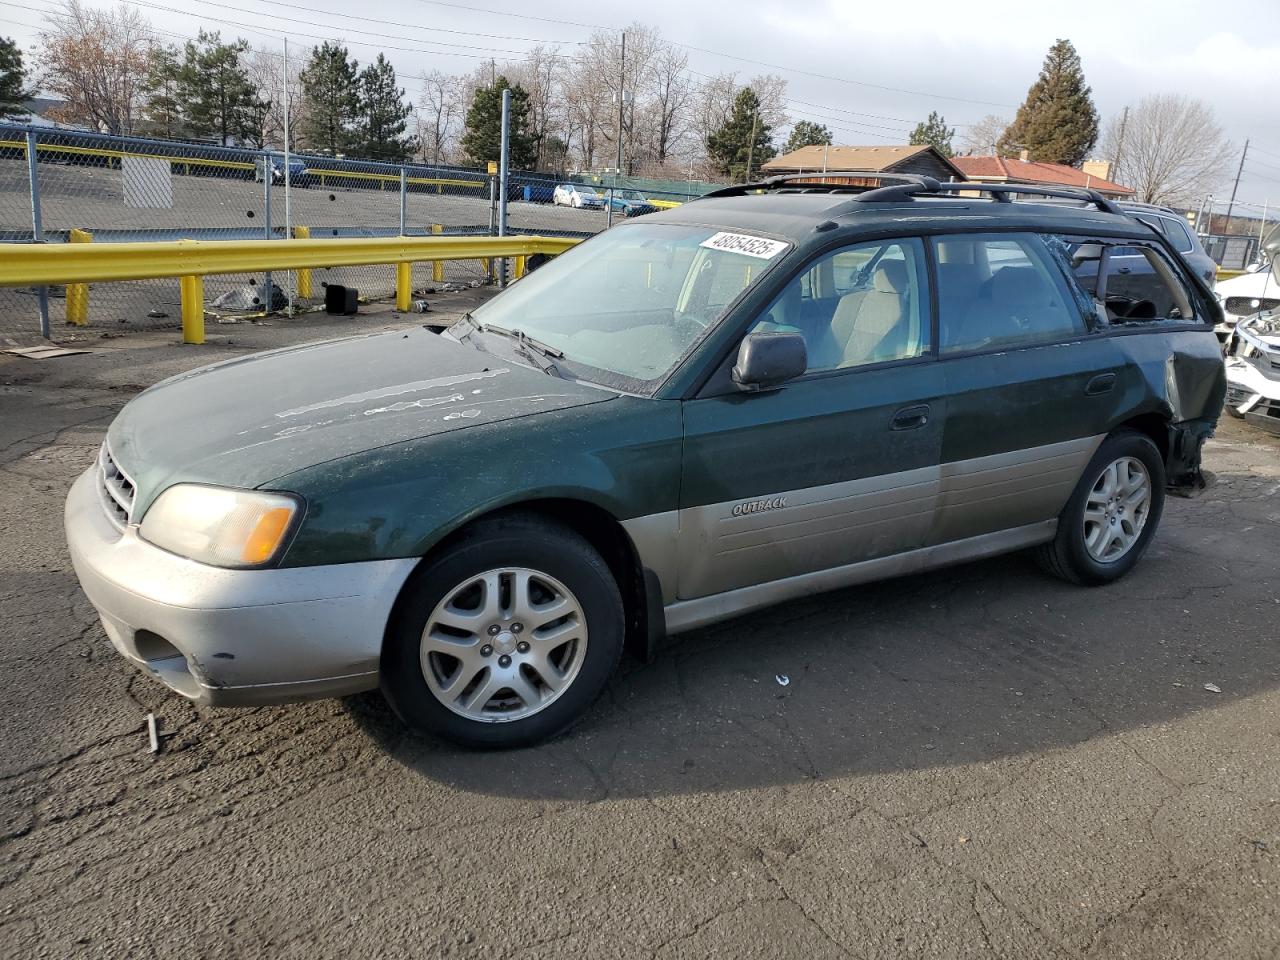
[1035,429,1166,586]
[381,513,624,748]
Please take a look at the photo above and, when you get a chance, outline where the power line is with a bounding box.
[405,0,607,30]
[183,0,574,49]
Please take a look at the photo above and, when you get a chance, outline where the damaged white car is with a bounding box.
[1223,229,1280,432]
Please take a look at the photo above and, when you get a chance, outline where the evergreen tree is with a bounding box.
[355,54,416,161]
[908,111,955,158]
[178,31,267,146]
[0,35,29,120]
[783,120,832,154]
[300,42,359,155]
[461,76,535,169]
[998,39,1099,166]
[707,87,775,182]
[140,44,184,138]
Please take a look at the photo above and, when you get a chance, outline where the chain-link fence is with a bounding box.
[0,124,710,338]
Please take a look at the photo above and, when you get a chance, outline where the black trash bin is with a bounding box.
[325,284,358,315]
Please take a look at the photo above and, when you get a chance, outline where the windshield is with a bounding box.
[466,222,789,391]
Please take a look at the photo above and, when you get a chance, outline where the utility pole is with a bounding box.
[1111,105,1129,175]
[1224,139,1249,232]
[745,110,758,182]
[608,30,625,229]
[497,87,510,287]
[283,36,293,315]
[489,58,495,86]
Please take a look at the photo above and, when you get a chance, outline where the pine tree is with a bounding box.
[140,44,184,138]
[783,120,832,155]
[908,111,955,158]
[707,87,775,182]
[998,39,1099,166]
[178,31,267,146]
[300,42,359,155]
[355,54,417,161]
[0,35,29,120]
[461,76,535,169]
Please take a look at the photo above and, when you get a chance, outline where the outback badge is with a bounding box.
[731,496,787,517]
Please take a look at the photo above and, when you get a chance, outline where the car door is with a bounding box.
[927,231,1124,546]
[676,236,946,599]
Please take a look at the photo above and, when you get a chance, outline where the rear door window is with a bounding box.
[932,233,1083,354]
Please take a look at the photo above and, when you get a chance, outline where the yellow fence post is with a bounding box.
[396,262,412,311]
[293,226,312,299]
[177,240,204,345]
[431,224,445,283]
[514,255,527,280]
[66,229,92,325]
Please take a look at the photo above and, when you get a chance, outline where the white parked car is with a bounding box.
[552,184,604,209]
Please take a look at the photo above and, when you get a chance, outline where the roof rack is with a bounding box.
[847,179,1123,215]
[698,171,936,200]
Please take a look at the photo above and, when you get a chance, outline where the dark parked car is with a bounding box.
[66,175,1226,748]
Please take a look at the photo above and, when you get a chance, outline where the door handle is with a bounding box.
[891,404,931,430]
[1085,373,1116,396]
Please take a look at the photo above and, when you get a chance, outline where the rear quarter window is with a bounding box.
[1051,235,1198,326]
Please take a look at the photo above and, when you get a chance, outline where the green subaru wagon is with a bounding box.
[65,176,1226,747]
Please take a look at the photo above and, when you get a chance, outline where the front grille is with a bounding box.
[97,443,137,532]
[1224,296,1280,316]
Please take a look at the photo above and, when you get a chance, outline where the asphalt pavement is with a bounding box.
[2,309,1278,959]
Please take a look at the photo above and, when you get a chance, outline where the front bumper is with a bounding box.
[64,467,417,706]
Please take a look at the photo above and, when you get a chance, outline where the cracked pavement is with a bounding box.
[2,311,1278,959]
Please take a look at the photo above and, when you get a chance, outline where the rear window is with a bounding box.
[933,233,1082,353]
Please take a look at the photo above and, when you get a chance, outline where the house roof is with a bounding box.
[760,144,964,178]
[951,155,1134,196]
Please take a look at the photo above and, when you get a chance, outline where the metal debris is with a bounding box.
[146,713,160,753]
[1203,683,1222,694]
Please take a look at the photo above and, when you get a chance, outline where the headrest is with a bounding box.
[991,267,1048,302]
[873,259,908,294]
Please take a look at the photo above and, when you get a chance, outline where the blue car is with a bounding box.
[255,153,308,185]
[605,188,659,218]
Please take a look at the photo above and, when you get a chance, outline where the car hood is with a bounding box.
[108,327,615,509]
[1216,270,1275,298]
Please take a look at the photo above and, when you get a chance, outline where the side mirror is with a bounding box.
[731,332,807,391]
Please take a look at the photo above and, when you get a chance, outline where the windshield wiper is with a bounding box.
[479,323,565,377]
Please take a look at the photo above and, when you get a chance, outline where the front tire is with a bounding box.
[381,514,624,748]
[1036,429,1166,585]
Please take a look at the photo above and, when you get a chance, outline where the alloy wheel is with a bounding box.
[1082,456,1152,562]
[420,567,589,723]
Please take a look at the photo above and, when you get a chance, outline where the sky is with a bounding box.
[2,0,1277,213]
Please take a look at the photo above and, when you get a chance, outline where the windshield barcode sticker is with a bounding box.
[699,232,788,260]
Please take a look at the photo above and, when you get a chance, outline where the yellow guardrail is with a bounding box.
[0,234,579,344]
[305,167,485,192]
[647,198,684,209]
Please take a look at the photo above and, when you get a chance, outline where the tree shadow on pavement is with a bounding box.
[345,469,1280,801]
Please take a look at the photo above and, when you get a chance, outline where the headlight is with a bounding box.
[140,484,301,568]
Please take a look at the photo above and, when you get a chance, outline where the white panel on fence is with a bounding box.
[121,156,173,209]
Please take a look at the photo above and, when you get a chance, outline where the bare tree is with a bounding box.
[631,40,690,172]
[958,114,1008,155]
[417,69,463,164]
[39,0,151,134]
[247,46,304,150]
[1100,94,1234,205]
[747,73,788,130]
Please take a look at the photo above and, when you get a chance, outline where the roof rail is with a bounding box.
[849,179,1123,215]
[697,171,937,200]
